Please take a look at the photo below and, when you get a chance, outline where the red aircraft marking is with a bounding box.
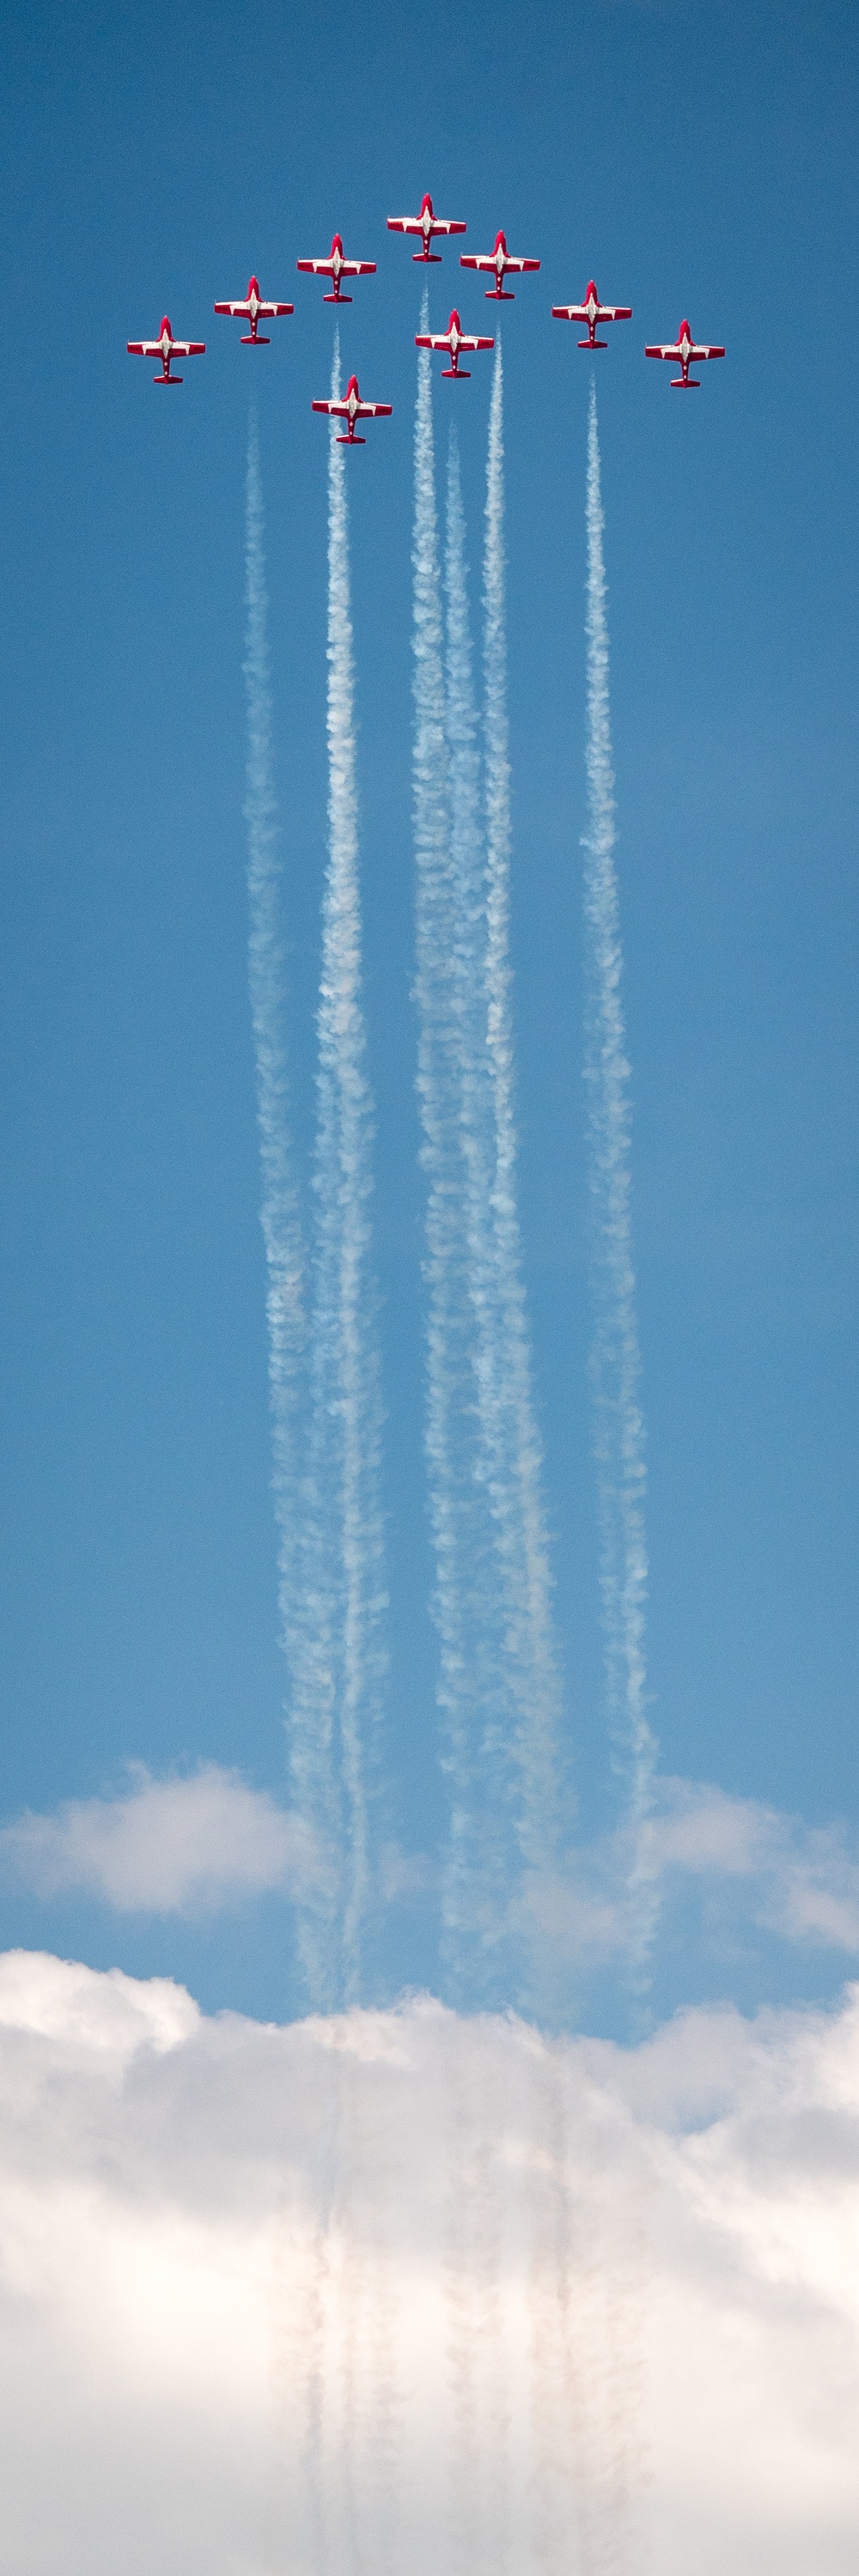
[126,316,205,384]
[296,234,376,303]
[552,280,632,348]
[459,230,539,300]
[387,193,467,262]
[414,309,495,379]
[311,374,393,445]
[213,276,294,343]
[644,318,725,388]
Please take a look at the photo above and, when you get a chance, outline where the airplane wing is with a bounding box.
[696,343,725,360]
[355,401,393,418]
[214,300,248,315]
[387,217,423,234]
[342,260,377,276]
[600,303,632,319]
[414,333,448,349]
[459,255,496,272]
[311,398,348,416]
[169,342,205,356]
[127,341,155,355]
[644,343,680,359]
[460,335,496,351]
[297,258,332,275]
[551,306,586,320]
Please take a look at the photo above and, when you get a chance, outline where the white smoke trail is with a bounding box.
[480,343,564,1982]
[243,410,324,1983]
[411,308,487,1996]
[582,377,657,1981]
[443,424,514,1978]
[298,333,387,2010]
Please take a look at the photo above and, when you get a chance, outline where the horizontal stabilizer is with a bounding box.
[441,365,469,378]
[155,373,181,384]
[241,332,270,343]
[337,433,365,444]
[579,337,607,348]
[671,376,699,387]
[324,291,350,303]
[414,251,442,261]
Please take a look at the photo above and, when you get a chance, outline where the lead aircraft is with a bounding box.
[214,277,293,342]
[645,318,725,386]
[296,234,376,303]
[126,317,205,383]
[552,280,632,347]
[460,230,539,299]
[311,374,393,445]
[414,309,494,378]
[387,193,466,260]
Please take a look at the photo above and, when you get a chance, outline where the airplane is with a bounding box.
[213,276,294,342]
[387,193,467,261]
[459,230,539,299]
[126,316,205,383]
[645,318,725,387]
[311,374,393,444]
[552,280,632,348]
[414,310,494,378]
[296,234,376,302]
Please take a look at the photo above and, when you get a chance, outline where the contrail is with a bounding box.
[412,306,484,1998]
[243,409,323,1985]
[443,422,514,1983]
[306,330,387,2008]
[582,377,656,1982]
[480,343,564,1996]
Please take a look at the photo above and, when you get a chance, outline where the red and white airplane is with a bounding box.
[312,374,393,445]
[415,310,494,379]
[552,280,632,348]
[387,193,467,261]
[213,276,294,342]
[127,316,205,384]
[645,318,725,387]
[296,234,376,303]
[459,231,539,300]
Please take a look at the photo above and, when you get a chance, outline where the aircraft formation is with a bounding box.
[127,191,725,422]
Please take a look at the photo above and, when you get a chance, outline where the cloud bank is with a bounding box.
[0,1950,857,2574]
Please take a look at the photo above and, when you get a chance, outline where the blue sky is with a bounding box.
[0,0,857,2029]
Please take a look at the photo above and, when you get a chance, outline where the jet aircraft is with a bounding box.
[414,310,494,378]
[214,277,294,342]
[460,231,539,299]
[311,374,393,445]
[387,193,467,261]
[552,280,632,347]
[126,317,205,383]
[296,235,376,303]
[645,319,725,387]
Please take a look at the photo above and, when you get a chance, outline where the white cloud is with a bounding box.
[0,1951,858,2573]
[0,1764,318,1914]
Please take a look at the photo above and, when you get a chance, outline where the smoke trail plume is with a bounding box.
[243,405,314,1936]
[412,307,484,1996]
[582,377,656,1978]
[443,423,515,1975]
[480,343,564,1979]
[303,330,387,2008]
